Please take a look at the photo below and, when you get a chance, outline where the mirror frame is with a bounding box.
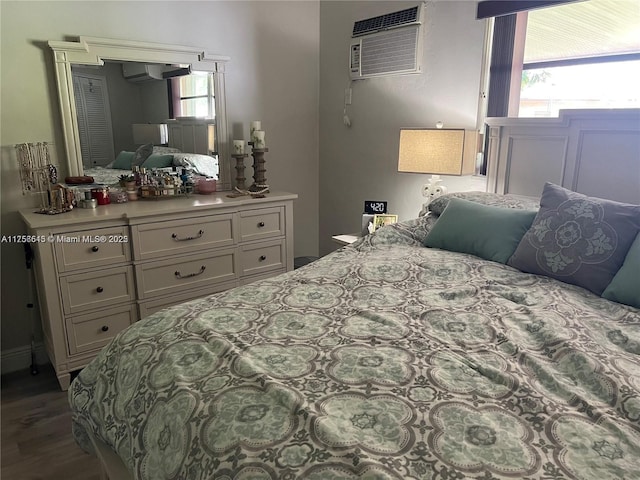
[48,36,231,190]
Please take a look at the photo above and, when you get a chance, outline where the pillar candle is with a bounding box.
[253,130,266,149]
[233,140,245,154]
[250,121,261,142]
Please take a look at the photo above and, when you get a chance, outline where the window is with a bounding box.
[519,60,640,117]
[517,0,640,117]
[170,71,215,118]
[483,0,640,117]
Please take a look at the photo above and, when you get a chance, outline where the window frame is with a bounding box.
[169,72,216,119]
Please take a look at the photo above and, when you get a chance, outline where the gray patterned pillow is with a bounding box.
[428,191,540,216]
[507,183,640,295]
[131,143,154,167]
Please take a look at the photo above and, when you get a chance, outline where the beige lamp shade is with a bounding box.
[398,129,477,175]
[132,123,168,145]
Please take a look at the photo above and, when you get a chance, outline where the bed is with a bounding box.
[83,146,220,186]
[68,184,640,480]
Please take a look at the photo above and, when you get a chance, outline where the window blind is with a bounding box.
[524,0,640,65]
[476,0,577,19]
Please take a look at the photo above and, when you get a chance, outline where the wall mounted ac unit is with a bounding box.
[122,63,164,82]
[122,63,192,83]
[349,5,424,80]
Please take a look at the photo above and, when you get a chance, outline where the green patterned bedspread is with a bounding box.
[69,217,640,480]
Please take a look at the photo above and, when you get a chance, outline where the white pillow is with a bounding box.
[173,153,219,179]
[152,146,181,154]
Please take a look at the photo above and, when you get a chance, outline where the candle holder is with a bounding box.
[248,143,269,194]
[231,153,249,191]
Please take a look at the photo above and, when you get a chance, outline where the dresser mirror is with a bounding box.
[48,36,231,190]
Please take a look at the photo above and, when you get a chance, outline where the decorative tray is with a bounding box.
[139,185,193,199]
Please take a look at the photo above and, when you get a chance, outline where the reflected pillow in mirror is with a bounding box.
[152,146,181,154]
[142,154,174,169]
[112,151,135,169]
[173,153,219,178]
[131,143,154,167]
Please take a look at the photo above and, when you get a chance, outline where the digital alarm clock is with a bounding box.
[364,200,387,214]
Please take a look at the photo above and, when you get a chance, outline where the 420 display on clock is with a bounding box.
[364,200,387,214]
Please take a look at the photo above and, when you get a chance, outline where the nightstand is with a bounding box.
[331,233,360,246]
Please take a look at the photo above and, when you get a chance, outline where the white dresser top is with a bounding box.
[20,191,298,229]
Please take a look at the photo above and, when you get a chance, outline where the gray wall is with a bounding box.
[0,0,320,357]
[319,1,487,255]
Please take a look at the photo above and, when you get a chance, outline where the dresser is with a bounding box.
[20,192,297,390]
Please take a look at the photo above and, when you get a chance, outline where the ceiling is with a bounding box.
[524,0,640,63]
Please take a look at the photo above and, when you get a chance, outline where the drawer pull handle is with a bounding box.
[259,255,267,261]
[175,265,206,279]
[258,222,265,228]
[96,286,104,293]
[172,229,204,242]
[101,325,109,332]
[91,246,99,252]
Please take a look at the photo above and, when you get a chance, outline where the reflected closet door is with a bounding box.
[72,73,115,168]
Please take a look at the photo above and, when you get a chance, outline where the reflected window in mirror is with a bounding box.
[170,72,215,119]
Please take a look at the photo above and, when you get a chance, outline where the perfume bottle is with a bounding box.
[133,166,141,186]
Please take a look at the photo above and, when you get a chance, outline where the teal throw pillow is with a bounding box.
[112,151,135,169]
[142,154,174,169]
[602,233,640,308]
[424,197,537,264]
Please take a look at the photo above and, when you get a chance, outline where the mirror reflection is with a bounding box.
[71,61,216,170]
[48,36,230,189]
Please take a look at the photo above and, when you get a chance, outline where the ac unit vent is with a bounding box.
[349,5,423,80]
[359,27,419,77]
[352,6,420,37]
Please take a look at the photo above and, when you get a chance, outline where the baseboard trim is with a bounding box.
[1,342,49,375]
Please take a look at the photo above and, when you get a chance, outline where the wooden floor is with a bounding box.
[1,364,102,480]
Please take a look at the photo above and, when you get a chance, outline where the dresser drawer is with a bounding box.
[136,248,237,299]
[240,239,285,277]
[131,214,235,261]
[60,266,135,315]
[54,226,131,272]
[239,207,284,242]
[66,304,136,355]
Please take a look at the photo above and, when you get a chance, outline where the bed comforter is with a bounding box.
[69,216,640,480]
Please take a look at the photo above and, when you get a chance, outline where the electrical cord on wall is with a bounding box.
[343,108,351,127]
[343,80,353,127]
